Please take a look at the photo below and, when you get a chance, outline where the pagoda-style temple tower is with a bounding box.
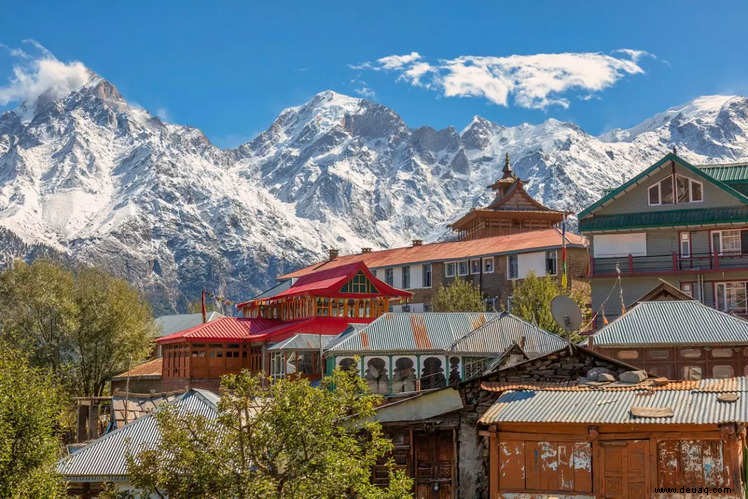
[449,153,565,240]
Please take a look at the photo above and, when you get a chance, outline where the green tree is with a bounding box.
[431,277,485,312]
[0,346,66,498]
[0,260,156,396]
[510,272,588,342]
[127,370,413,498]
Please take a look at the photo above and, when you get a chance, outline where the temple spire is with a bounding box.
[502,152,513,179]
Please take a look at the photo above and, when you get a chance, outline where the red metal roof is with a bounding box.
[156,316,362,345]
[281,228,588,279]
[240,261,411,307]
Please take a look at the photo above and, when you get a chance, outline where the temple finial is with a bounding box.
[502,152,512,178]
[672,145,677,156]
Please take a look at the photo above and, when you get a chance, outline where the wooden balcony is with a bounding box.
[590,252,748,277]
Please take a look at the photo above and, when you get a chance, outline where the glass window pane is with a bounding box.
[691,181,702,202]
[661,176,673,204]
[677,176,689,203]
[648,184,660,205]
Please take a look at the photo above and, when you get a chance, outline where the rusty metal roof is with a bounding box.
[450,313,567,356]
[326,312,500,353]
[112,358,162,380]
[479,377,748,425]
[591,300,748,346]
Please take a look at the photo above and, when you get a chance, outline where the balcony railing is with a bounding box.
[591,251,748,277]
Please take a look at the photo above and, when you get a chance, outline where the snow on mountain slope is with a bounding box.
[2,71,748,312]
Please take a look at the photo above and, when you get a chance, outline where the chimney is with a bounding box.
[361,248,372,254]
[328,248,339,260]
[411,239,423,247]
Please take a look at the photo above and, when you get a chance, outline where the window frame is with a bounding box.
[422,263,432,288]
[384,268,394,286]
[649,175,703,206]
[401,265,410,289]
[545,250,558,276]
[715,281,748,313]
[712,229,742,255]
[482,256,495,274]
[507,254,519,280]
[444,262,455,278]
[470,258,481,275]
[679,232,691,258]
[457,260,469,276]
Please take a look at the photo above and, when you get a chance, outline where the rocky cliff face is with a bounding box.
[1,73,747,312]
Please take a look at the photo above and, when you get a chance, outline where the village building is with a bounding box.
[478,376,748,498]
[578,152,748,325]
[59,389,219,497]
[589,299,748,380]
[324,311,568,396]
[281,229,588,312]
[449,153,566,240]
[150,261,410,391]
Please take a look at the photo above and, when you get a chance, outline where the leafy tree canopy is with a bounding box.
[0,260,156,396]
[510,272,589,342]
[431,277,485,312]
[0,346,66,498]
[127,370,412,498]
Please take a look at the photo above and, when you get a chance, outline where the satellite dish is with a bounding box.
[551,295,582,332]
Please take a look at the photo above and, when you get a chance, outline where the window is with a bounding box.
[682,366,703,380]
[341,271,377,293]
[482,257,494,273]
[712,365,734,379]
[617,350,639,360]
[401,265,410,289]
[680,282,693,297]
[545,250,557,275]
[716,281,747,313]
[712,229,742,255]
[384,268,394,286]
[470,259,481,274]
[648,184,660,205]
[691,180,703,202]
[647,349,670,360]
[680,232,691,258]
[422,264,432,288]
[457,260,469,276]
[444,262,455,277]
[661,176,674,204]
[508,255,518,279]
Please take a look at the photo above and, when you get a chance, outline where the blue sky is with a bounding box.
[0,1,747,147]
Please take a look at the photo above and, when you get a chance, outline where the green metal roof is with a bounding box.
[591,300,748,347]
[698,162,748,183]
[579,205,748,232]
[578,153,748,219]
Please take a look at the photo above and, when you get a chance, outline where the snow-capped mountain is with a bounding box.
[1,71,747,312]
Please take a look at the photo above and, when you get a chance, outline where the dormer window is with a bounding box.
[648,175,702,206]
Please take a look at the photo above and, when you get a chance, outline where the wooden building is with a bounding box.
[478,377,748,498]
[589,300,748,380]
[154,262,410,391]
[449,154,566,241]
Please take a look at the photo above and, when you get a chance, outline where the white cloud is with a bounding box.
[356,50,650,109]
[0,41,92,108]
[351,79,375,99]
[156,107,170,121]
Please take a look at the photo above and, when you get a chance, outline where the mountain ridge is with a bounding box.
[2,75,748,313]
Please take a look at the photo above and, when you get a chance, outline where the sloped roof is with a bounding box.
[578,153,748,220]
[244,261,411,306]
[579,205,748,232]
[58,390,219,482]
[479,377,748,425]
[112,358,162,380]
[267,333,337,351]
[326,312,500,354]
[157,316,356,344]
[632,278,693,305]
[450,313,567,356]
[154,312,223,337]
[591,300,748,347]
[281,229,587,279]
[698,162,748,183]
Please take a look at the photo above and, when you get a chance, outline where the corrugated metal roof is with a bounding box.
[281,229,587,279]
[58,390,219,482]
[579,205,748,232]
[699,163,748,183]
[327,312,506,353]
[267,333,335,351]
[480,377,748,425]
[154,312,223,337]
[451,313,567,356]
[251,279,293,300]
[592,300,748,346]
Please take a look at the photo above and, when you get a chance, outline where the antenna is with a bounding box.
[551,295,583,332]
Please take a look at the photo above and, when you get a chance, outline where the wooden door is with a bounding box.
[414,430,454,499]
[599,440,649,499]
